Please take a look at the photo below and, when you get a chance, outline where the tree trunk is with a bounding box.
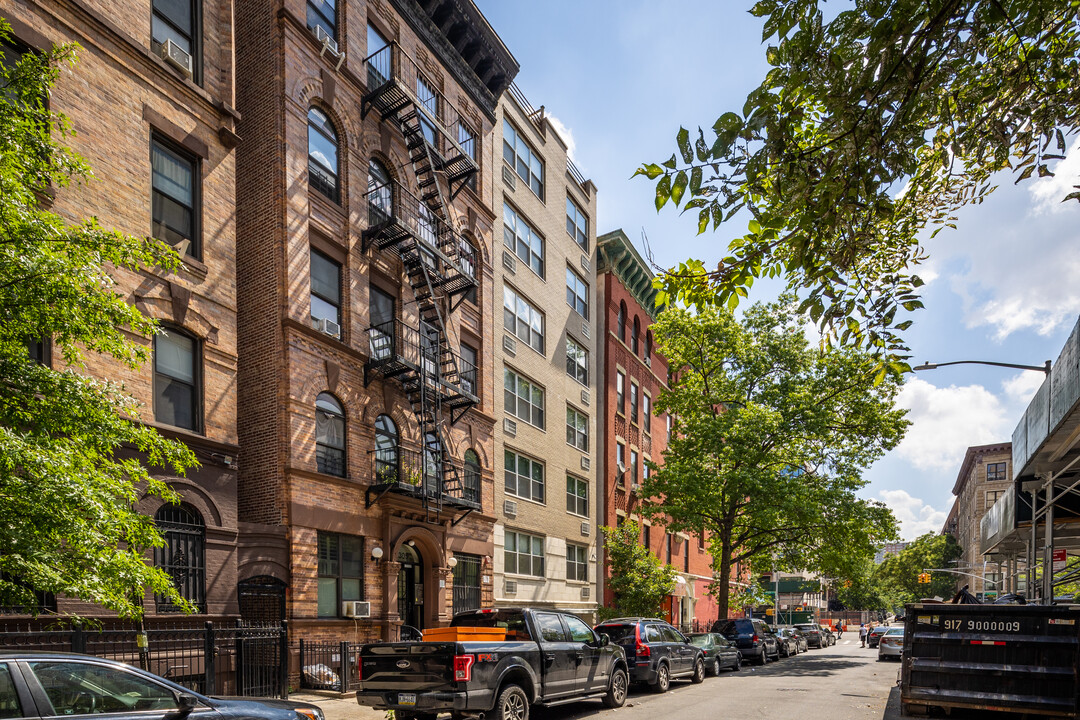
[716,536,734,621]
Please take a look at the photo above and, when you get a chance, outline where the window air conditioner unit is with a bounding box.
[314,316,341,339]
[342,600,370,618]
[644,356,651,367]
[160,39,193,78]
[581,390,590,406]
[314,25,345,70]
[580,456,590,471]
[580,255,590,272]
[503,418,517,437]
[505,580,517,594]
[503,499,518,518]
[581,321,590,339]
[580,521,590,536]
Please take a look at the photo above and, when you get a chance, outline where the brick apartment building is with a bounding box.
[944,442,1013,598]
[1,0,242,617]
[233,0,517,640]
[595,229,722,628]
[490,87,599,620]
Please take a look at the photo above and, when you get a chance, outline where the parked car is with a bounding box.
[773,628,799,657]
[594,618,706,692]
[686,633,742,675]
[867,625,890,648]
[777,627,807,654]
[819,626,837,646]
[793,623,824,649]
[877,627,905,660]
[0,652,323,720]
[711,618,780,666]
[357,608,629,720]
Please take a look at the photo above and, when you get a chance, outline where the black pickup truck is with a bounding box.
[356,608,628,720]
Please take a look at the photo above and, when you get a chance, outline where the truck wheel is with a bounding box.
[651,662,670,693]
[493,684,528,720]
[691,657,705,684]
[603,667,628,708]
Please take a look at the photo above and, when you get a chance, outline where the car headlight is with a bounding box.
[296,708,324,720]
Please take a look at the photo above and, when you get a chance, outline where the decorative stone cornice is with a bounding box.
[597,229,662,319]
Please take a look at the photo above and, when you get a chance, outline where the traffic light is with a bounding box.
[917,572,931,584]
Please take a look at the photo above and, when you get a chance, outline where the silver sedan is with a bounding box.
[877,627,905,660]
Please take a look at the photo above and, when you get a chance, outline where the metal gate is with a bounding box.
[238,576,286,623]
[234,622,286,698]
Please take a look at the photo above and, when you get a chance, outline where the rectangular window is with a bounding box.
[630,449,639,485]
[643,394,651,433]
[503,285,544,354]
[684,538,689,572]
[986,462,1007,481]
[151,137,198,258]
[616,372,625,415]
[502,119,544,199]
[566,475,588,517]
[458,120,478,191]
[616,442,626,482]
[310,248,341,335]
[504,368,545,428]
[317,532,362,618]
[566,543,588,582]
[460,342,478,397]
[416,74,438,143]
[503,203,544,277]
[986,490,1004,505]
[565,266,589,319]
[505,530,545,577]
[566,405,588,452]
[307,0,336,40]
[366,23,390,87]
[452,553,482,614]
[644,524,651,551]
[505,448,544,503]
[630,382,639,425]
[666,414,673,442]
[642,462,650,483]
[154,329,199,432]
[152,0,199,82]
[566,196,588,251]
[666,532,672,563]
[566,336,588,385]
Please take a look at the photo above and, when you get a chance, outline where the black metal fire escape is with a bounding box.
[361,42,480,524]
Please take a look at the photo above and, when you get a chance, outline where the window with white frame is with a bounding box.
[630,382,639,425]
[502,119,544,198]
[566,543,588,582]
[566,336,588,385]
[505,529,545,577]
[505,448,544,503]
[503,285,544,354]
[643,393,651,433]
[565,266,589,319]
[566,405,588,452]
[616,372,625,414]
[504,367,545,428]
[566,196,588,251]
[566,475,588,517]
[503,203,544,277]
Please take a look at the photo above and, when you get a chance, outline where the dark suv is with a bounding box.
[711,618,780,665]
[794,623,824,649]
[594,618,706,692]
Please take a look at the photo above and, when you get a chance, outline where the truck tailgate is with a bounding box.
[360,642,456,692]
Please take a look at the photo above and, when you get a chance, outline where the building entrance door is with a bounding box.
[397,543,424,633]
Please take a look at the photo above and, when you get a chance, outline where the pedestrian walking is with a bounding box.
[835,622,842,639]
[859,623,868,647]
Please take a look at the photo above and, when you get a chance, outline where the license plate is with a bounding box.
[398,694,416,706]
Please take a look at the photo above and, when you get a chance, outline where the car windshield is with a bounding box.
[597,624,637,643]
[714,620,740,635]
[687,634,710,647]
[884,628,904,636]
[795,625,816,631]
[872,626,889,633]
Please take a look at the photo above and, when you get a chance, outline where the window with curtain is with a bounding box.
[308,107,339,203]
[315,393,346,477]
[154,328,199,431]
[151,138,198,257]
[152,0,199,81]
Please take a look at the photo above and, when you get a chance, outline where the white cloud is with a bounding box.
[1002,370,1045,405]
[1029,140,1080,215]
[894,378,1009,471]
[879,489,951,540]
[546,113,578,164]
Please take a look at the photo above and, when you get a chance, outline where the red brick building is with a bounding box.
[1,0,242,619]
[234,0,517,640]
[595,229,721,630]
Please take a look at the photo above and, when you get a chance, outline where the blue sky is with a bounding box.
[476,0,1080,540]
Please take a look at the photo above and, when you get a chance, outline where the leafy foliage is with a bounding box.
[876,532,964,606]
[643,299,907,618]
[0,25,196,617]
[599,520,677,621]
[835,557,891,612]
[636,1,1080,363]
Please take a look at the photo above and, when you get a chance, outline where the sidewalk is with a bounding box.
[289,692,387,720]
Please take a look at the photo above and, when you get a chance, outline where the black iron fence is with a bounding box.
[0,619,287,698]
[298,640,361,693]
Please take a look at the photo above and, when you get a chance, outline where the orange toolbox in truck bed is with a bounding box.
[421,626,507,642]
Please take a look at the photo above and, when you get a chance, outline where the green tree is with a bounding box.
[876,532,963,606]
[599,520,677,620]
[636,1,1080,365]
[644,299,907,619]
[0,25,196,617]
[835,557,890,612]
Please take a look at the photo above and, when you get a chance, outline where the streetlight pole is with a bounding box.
[912,360,1051,375]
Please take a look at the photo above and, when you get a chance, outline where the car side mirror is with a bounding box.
[176,693,197,714]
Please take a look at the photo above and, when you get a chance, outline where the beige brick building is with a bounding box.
[490,87,599,620]
[1,0,241,618]
[947,442,1012,598]
[234,0,517,640]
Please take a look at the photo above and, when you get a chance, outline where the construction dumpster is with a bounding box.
[900,603,1080,717]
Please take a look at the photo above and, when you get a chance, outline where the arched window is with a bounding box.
[308,107,339,203]
[617,302,627,342]
[368,158,392,221]
[315,393,346,477]
[154,504,206,613]
[375,414,399,484]
[645,330,653,360]
[463,449,481,506]
[632,316,640,355]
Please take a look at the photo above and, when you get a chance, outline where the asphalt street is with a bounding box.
[296,638,905,720]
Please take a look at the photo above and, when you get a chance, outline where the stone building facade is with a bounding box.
[948,442,1012,598]
[234,0,517,640]
[1,0,241,618]
[490,87,600,621]
[595,229,721,628]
